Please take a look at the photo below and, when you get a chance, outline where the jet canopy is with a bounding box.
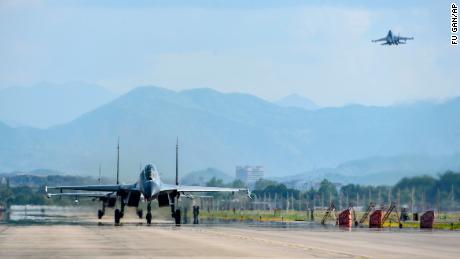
[144,164,158,180]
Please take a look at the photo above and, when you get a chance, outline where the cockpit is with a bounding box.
[144,164,158,180]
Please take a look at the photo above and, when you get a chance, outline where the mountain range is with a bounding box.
[180,168,233,186]
[274,153,460,187]
[275,94,319,110]
[1,86,459,183]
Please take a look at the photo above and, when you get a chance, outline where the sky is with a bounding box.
[0,0,458,106]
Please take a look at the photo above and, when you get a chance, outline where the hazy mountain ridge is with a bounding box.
[1,86,460,182]
[0,172,113,188]
[275,154,460,186]
[180,168,233,185]
[275,94,319,110]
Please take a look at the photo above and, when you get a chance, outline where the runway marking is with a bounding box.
[189,227,372,259]
[81,225,147,256]
[0,226,9,234]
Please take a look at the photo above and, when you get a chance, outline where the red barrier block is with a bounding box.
[369,210,383,228]
[420,211,435,229]
[338,209,353,227]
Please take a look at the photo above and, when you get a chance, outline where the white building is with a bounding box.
[235,165,264,187]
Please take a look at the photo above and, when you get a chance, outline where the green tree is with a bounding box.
[206,177,225,187]
[254,179,277,191]
[229,179,246,188]
[318,179,338,205]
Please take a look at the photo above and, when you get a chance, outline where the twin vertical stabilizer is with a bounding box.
[176,137,179,186]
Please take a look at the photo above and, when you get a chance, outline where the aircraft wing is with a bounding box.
[160,184,242,193]
[399,36,414,41]
[46,192,113,198]
[178,185,241,192]
[46,184,137,192]
[372,37,386,42]
[182,193,214,199]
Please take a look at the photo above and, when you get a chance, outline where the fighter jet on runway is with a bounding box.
[372,30,414,45]
[46,140,249,225]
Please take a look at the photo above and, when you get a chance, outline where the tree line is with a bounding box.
[205,171,460,212]
[1,171,459,211]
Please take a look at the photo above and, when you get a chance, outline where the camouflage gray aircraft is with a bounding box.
[372,30,414,45]
[46,140,248,225]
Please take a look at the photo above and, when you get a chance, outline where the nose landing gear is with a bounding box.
[146,202,152,225]
[114,199,126,225]
[146,213,152,224]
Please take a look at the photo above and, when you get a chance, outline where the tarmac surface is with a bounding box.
[0,222,459,259]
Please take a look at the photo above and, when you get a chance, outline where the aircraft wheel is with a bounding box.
[146,212,152,225]
[114,209,121,224]
[174,209,181,225]
[137,210,143,219]
[98,209,104,219]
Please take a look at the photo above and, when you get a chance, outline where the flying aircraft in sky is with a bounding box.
[372,30,414,45]
[46,139,249,225]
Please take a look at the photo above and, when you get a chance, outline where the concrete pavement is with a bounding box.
[0,224,458,258]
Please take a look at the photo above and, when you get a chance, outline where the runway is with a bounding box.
[0,223,459,258]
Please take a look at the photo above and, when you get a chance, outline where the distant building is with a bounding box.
[235,166,264,187]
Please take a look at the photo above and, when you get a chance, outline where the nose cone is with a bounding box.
[143,181,160,200]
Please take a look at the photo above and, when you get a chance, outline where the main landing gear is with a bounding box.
[174,209,181,225]
[105,197,182,226]
[170,200,181,225]
[98,202,106,219]
[136,209,143,219]
[98,209,104,219]
[114,209,121,224]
